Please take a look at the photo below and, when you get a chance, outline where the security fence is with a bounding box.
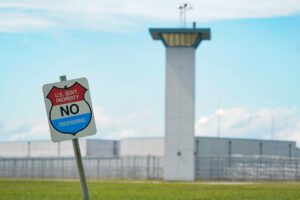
[0,156,163,179]
[196,155,300,181]
[1,155,300,181]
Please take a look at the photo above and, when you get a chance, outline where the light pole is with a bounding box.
[271,112,274,140]
[177,3,193,28]
[215,100,221,138]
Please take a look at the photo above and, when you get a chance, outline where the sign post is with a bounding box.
[60,75,89,200]
[43,75,97,200]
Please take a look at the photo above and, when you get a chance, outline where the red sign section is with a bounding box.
[47,82,87,106]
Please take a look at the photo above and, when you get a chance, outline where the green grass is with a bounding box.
[1,179,300,200]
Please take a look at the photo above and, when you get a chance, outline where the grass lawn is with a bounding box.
[0,179,300,200]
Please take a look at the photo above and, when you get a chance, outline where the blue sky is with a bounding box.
[0,0,300,144]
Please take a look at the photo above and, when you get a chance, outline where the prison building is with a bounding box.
[0,139,119,158]
[0,137,299,158]
[120,136,299,158]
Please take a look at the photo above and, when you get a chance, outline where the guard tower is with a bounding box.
[149,26,211,181]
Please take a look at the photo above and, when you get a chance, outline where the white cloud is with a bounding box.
[2,106,300,147]
[196,107,300,146]
[92,106,162,139]
[0,0,299,32]
[0,106,160,142]
[0,118,49,141]
[0,12,53,32]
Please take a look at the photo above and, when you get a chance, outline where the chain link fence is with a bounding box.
[1,155,300,180]
[196,155,300,181]
[0,156,163,179]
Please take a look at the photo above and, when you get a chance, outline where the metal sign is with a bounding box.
[43,77,96,142]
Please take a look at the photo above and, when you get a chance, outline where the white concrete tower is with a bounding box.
[149,27,211,181]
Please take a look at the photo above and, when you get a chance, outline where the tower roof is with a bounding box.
[149,28,211,48]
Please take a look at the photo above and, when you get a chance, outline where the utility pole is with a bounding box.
[271,113,274,140]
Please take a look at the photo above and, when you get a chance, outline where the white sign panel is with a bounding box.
[43,77,97,142]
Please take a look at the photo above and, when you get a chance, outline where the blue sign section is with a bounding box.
[51,113,92,135]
